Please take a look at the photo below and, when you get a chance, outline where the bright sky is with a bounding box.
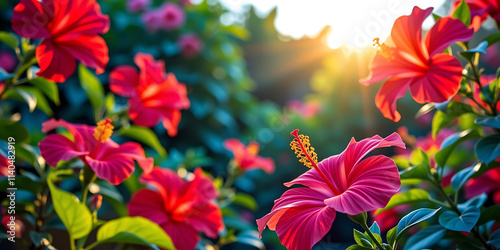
[218,0,449,48]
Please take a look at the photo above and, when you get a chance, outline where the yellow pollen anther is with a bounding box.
[290,131,318,169]
[93,118,114,142]
[247,142,260,156]
[373,38,395,60]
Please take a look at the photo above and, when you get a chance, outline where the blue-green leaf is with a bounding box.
[439,206,480,232]
[370,222,381,236]
[461,41,488,59]
[475,115,500,129]
[396,208,441,242]
[436,129,480,167]
[487,229,500,248]
[475,135,500,164]
[458,193,487,211]
[451,162,481,191]
[404,225,447,250]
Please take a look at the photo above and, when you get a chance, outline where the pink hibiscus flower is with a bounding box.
[360,7,473,122]
[126,0,150,13]
[466,167,500,204]
[128,168,224,250]
[141,3,185,32]
[0,51,17,73]
[223,139,275,174]
[178,33,203,58]
[109,53,190,137]
[39,118,153,185]
[12,0,110,83]
[286,99,322,119]
[257,129,405,250]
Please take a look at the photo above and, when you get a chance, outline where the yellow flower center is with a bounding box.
[373,38,395,61]
[93,118,114,142]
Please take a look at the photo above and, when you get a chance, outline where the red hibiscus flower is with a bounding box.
[110,53,190,137]
[39,118,153,185]
[465,75,500,111]
[466,167,500,204]
[223,138,275,174]
[12,0,110,83]
[360,7,473,122]
[452,0,500,25]
[257,130,405,250]
[128,168,224,250]
[371,204,410,232]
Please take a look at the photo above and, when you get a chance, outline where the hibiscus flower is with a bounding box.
[257,129,405,250]
[12,0,110,83]
[128,168,224,250]
[39,118,153,185]
[452,0,500,26]
[109,53,190,137]
[360,7,473,122]
[466,167,500,204]
[223,138,275,174]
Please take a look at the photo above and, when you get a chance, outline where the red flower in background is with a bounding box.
[12,0,110,83]
[128,168,224,250]
[110,53,190,136]
[257,130,405,250]
[465,75,500,111]
[451,0,490,31]
[39,118,153,185]
[286,99,322,119]
[371,205,410,232]
[361,7,473,122]
[223,139,275,174]
[466,168,500,204]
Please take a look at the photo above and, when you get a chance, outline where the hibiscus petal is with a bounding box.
[129,98,163,127]
[12,0,52,39]
[134,53,165,85]
[285,168,337,197]
[36,40,77,83]
[39,134,87,167]
[360,52,422,85]
[162,221,199,250]
[109,66,140,97]
[161,109,182,137]
[409,53,462,103]
[186,202,223,238]
[57,35,109,75]
[41,118,92,150]
[375,76,414,122]
[140,168,184,211]
[424,17,473,58]
[223,138,246,160]
[128,189,170,226]
[247,156,275,174]
[177,168,218,207]
[48,0,109,37]
[324,155,400,215]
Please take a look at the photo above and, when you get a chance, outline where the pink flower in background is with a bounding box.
[371,205,410,232]
[0,155,11,177]
[110,53,190,136]
[465,75,500,111]
[39,118,153,185]
[484,45,500,67]
[12,0,110,83]
[466,168,500,204]
[451,0,489,31]
[141,3,185,32]
[223,139,275,174]
[127,0,150,13]
[455,0,500,23]
[257,130,405,250]
[178,34,203,58]
[128,168,224,250]
[360,7,473,122]
[0,51,17,73]
[286,99,322,119]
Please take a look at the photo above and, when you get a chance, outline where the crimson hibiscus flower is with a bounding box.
[12,0,110,83]
[128,168,224,250]
[110,53,190,137]
[361,7,473,122]
[223,138,275,174]
[466,167,500,204]
[39,118,153,185]
[257,130,405,250]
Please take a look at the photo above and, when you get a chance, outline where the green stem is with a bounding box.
[69,236,76,250]
[360,222,385,250]
[84,241,99,250]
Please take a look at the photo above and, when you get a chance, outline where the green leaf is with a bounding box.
[409,149,431,169]
[0,118,30,143]
[387,226,398,247]
[232,193,258,211]
[94,232,160,250]
[404,225,447,250]
[478,205,500,225]
[476,115,500,129]
[96,217,175,250]
[475,135,500,164]
[396,208,441,242]
[11,87,37,112]
[484,33,500,47]
[221,25,250,40]
[236,231,265,249]
[346,245,373,250]
[458,193,487,211]
[452,0,471,26]
[78,64,104,115]
[0,175,41,194]
[0,32,19,50]
[400,165,430,180]
[0,68,13,82]
[451,162,481,191]
[369,222,381,236]
[438,206,480,232]
[119,125,167,157]
[17,86,53,116]
[30,231,52,247]
[29,77,60,105]
[432,103,474,138]
[105,93,114,112]
[354,229,373,248]
[487,229,500,248]
[435,129,480,167]
[48,172,92,239]
[376,189,430,214]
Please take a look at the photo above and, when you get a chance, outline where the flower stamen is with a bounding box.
[93,118,114,142]
[373,38,395,61]
[290,129,341,195]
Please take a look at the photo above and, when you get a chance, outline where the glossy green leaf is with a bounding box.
[438,206,480,232]
[399,164,430,180]
[78,64,104,115]
[48,172,92,239]
[0,32,18,50]
[436,129,479,167]
[387,226,398,247]
[346,245,372,250]
[409,149,430,169]
[475,135,500,164]
[119,125,167,157]
[236,231,264,249]
[376,189,430,214]
[96,217,175,250]
[432,103,474,138]
[452,0,471,26]
[475,115,500,129]
[396,208,441,242]
[17,86,53,116]
[451,162,481,191]
[487,229,500,248]
[29,77,60,105]
[232,193,258,211]
[0,118,30,143]
[404,225,447,250]
[458,193,487,212]
[354,229,373,248]
[12,87,37,112]
[478,205,500,225]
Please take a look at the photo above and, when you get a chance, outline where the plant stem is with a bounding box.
[360,222,385,250]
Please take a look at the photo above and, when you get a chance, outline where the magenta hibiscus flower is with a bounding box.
[223,138,275,174]
[128,168,224,250]
[110,53,190,137]
[39,118,153,185]
[257,129,405,250]
[360,7,473,122]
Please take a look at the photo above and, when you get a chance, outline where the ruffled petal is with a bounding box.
[324,156,401,215]
[161,109,182,137]
[109,66,140,98]
[223,138,246,160]
[11,0,52,39]
[56,35,109,75]
[140,168,184,211]
[360,51,423,85]
[140,74,190,110]
[257,188,335,250]
[424,17,473,58]
[374,76,414,122]
[39,134,88,167]
[186,202,223,238]
[285,168,336,197]
[47,0,109,37]
[128,189,170,226]
[410,53,463,103]
[162,221,199,250]
[134,53,165,86]
[36,40,77,83]
[246,156,275,174]
[128,98,163,127]
[41,118,92,151]
[175,168,218,212]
